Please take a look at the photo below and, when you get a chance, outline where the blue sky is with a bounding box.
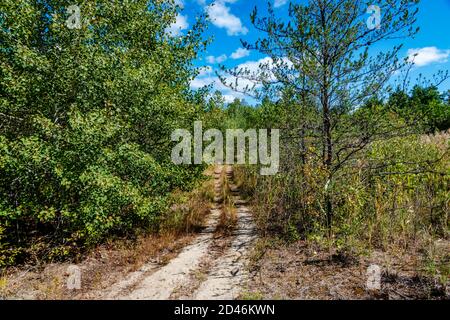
[170,0,450,104]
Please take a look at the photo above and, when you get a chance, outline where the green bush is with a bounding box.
[0,0,209,266]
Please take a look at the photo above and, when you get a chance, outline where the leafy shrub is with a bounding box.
[0,0,209,266]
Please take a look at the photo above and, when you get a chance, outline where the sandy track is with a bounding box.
[113,208,221,300]
[189,166,257,300]
[101,165,256,300]
[191,205,256,300]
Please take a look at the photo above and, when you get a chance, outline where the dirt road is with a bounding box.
[100,165,257,300]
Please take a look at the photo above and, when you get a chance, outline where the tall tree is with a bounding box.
[222,0,421,229]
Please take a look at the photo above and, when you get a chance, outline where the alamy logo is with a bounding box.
[171,121,279,175]
[66,265,81,290]
[367,5,381,30]
[366,264,381,291]
[66,5,81,30]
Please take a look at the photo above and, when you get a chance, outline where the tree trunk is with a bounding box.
[323,99,333,233]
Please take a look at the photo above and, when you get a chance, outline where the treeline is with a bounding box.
[0,0,213,267]
[381,86,450,133]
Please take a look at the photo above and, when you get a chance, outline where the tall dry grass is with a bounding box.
[235,132,449,280]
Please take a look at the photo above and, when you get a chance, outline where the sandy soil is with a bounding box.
[242,240,449,300]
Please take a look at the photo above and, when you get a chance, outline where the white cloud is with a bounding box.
[174,0,184,7]
[191,56,286,104]
[192,56,293,93]
[190,76,217,90]
[407,47,450,67]
[206,54,228,64]
[231,48,250,59]
[222,56,294,91]
[190,65,221,90]
[190,64,244,103]
[214,57,274,92]
[207,2,248,36]
[222,92,245,103]
[197,65,213,77]
[166,14,189,36]
[274,0,288,8]
[236,57,273,73]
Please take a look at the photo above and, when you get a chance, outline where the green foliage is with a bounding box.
[224,99,257,130]
[230,0,448,280]
[388,86,450,132]
[0,0,209,266]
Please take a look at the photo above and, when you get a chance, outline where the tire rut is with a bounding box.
[101,165,256,300]
[190,166,257,300]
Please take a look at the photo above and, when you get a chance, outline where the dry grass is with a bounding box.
[420,130,450,149]
[162,178,214,235]
[215,167,238,235]
[0,229,195,300]
[235,131,449,282]
[244,238,449,300]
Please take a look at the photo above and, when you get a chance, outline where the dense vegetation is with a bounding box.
[217,0,449,280]
[227,95,449,242]
[0,0,210,266]
[217,89,449,281]
[0,0,448,284]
